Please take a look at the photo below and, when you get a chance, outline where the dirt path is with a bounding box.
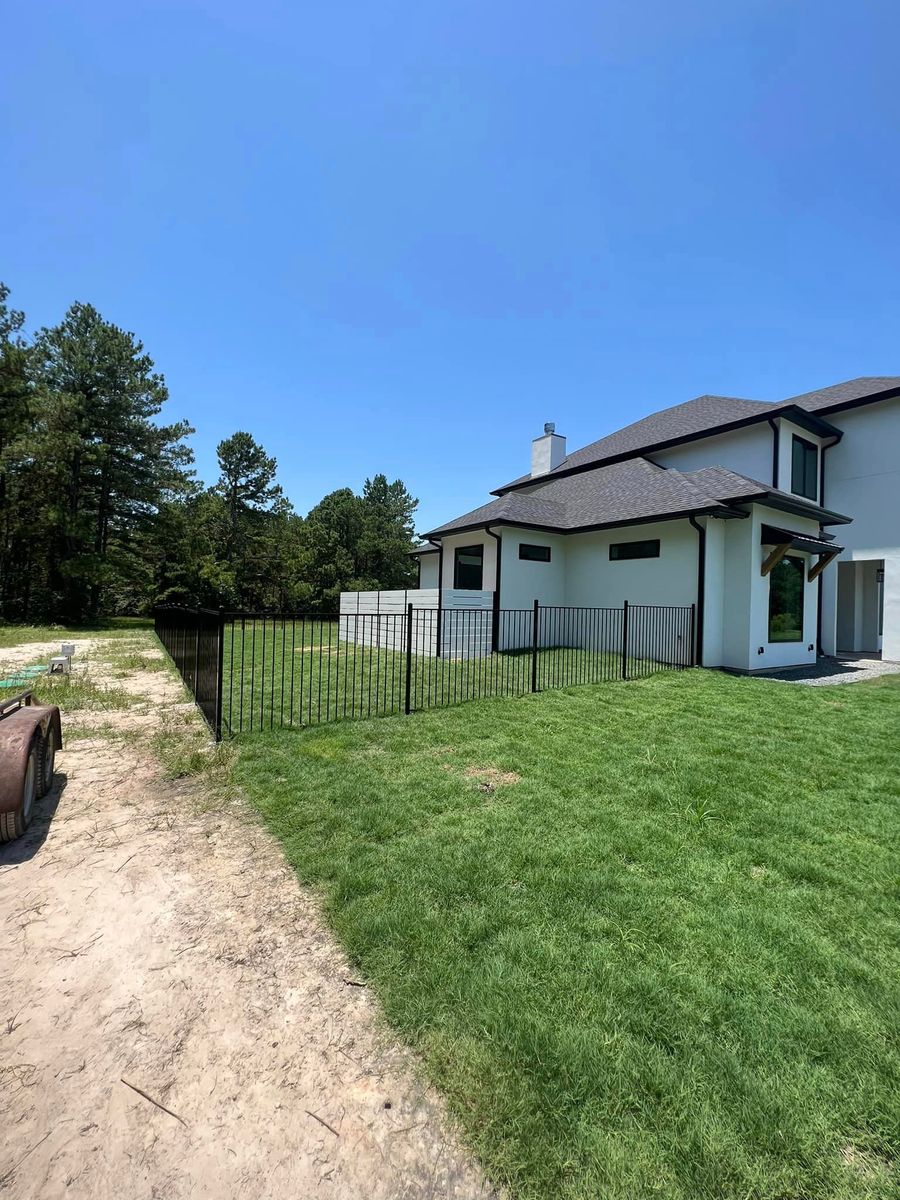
[0,637,491,1199]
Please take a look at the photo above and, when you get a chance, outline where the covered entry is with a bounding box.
[836,560,885,654]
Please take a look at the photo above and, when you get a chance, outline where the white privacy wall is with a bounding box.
[339,589,493,658]
[818,398,900,661]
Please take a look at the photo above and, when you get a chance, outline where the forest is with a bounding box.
[0,283,419,623]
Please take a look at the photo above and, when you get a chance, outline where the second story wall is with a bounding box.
[654,423,773,483]
[824,396,900,554]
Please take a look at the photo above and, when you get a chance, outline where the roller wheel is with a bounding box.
[0,733,39,843]
[37,725,57,798]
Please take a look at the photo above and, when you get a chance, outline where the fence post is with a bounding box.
[621,600,630,680]
[689,603,696,667]
[214,607,225,741]
[531,599,540,693]
[404,602,414,714]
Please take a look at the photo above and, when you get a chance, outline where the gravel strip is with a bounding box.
[763,657,900,686]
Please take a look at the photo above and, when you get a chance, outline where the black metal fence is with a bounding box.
[154,600,694,740]
[154,605,224,738]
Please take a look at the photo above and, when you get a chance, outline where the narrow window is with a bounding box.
[518,544,551,562]
[768,555,805,642]
[791,435,818,501]
[609,539,660,561]
[454,544,484,589]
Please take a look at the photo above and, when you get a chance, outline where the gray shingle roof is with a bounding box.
[493,377,900,494]
[428,375,888,538]
[494,395,773,492]
[425,458,848,538]
[782,376,900,413]
[556,394,775,473]
[410,541,440,555]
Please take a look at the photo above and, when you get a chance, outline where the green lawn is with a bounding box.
[234,669,900,1200]
[0,616,152,649]
[221,616,681,732]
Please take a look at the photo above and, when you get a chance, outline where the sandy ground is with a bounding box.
[0,637,492,1199]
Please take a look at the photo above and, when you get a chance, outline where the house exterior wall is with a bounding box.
[721,515,754,670]
[819,397,900,660]
[496,528,568,610]
[564,518,699,610]
[417,554,440,589]
[438,531,500,592]
[701,516,727,668]
[746,504,821,671]
[655,423,773,482]
[775,419,826,499]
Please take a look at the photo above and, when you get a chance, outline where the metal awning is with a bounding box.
[760,524,843,556]
[760,524,844,581]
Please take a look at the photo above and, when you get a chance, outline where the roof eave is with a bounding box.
[728,491,853,526]
[777,405,843,438]
[812,383,900,416]
[423,504,742,541]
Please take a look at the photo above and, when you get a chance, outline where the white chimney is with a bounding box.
[531,422,566,477]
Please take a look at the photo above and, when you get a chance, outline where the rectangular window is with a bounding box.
[791,435,818,501]
[518,543,551,562]
[609,539,660,561]
[768,555,805,642]
[454,544,484,589]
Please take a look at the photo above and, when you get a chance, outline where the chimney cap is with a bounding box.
[543,422,556,435]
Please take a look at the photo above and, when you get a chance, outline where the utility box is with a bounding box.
[60,642,76,658]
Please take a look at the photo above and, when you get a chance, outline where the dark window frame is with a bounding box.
[518,543,552,562]
[768,554,805,643]
[791,434,818,501]
[453,543,484,590]
[609,538,661,561]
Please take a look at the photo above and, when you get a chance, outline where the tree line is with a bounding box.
[0,283,419,623]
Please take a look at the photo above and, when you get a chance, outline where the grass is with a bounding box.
[234,669,900,1200]
[0,671,136,711]
[221,617,681,732]
[0,616,152,648]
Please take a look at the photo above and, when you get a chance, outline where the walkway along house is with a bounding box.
[403,377,899,672]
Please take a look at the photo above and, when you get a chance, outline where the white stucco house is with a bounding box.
[409,377,899,673]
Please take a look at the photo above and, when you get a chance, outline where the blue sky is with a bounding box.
[3,1,898,532]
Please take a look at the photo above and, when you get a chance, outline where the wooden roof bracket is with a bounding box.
[761,542,791,576]
[808,548,841,582]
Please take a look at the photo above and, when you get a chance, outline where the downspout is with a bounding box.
[436,541,444,657]
[485,525,502,653]
[767,417,780,488]
[688,515,706,666]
